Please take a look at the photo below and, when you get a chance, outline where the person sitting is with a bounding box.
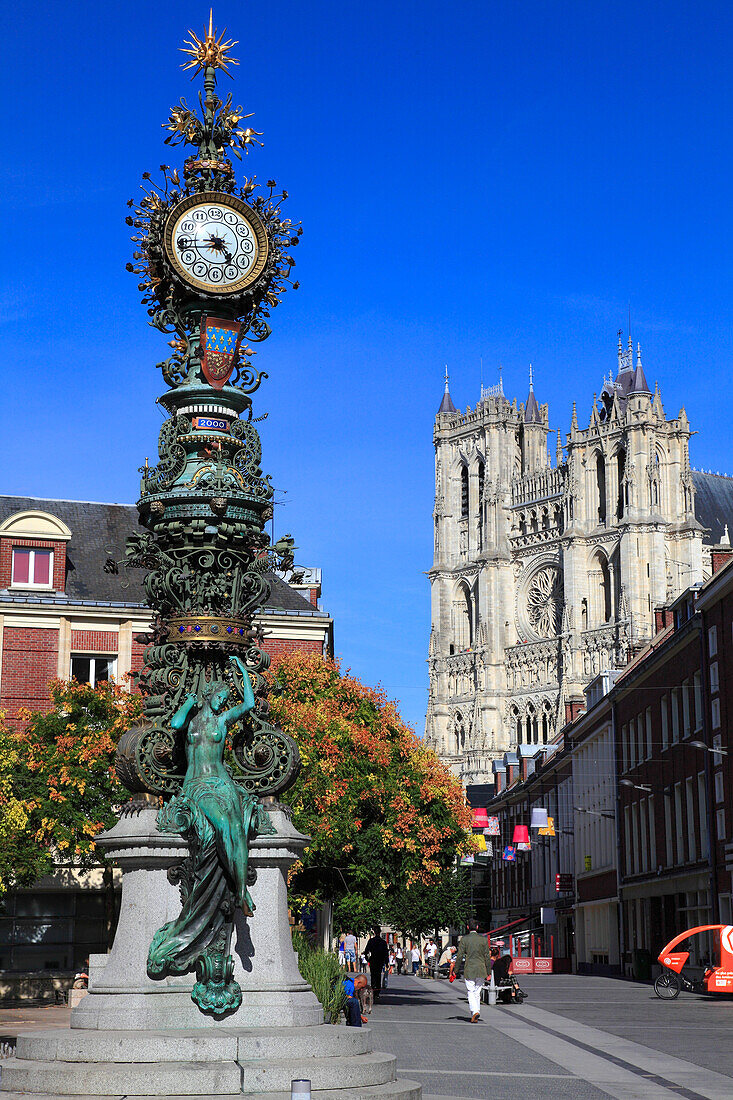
[490,947,525,1003]
[342,973,369,1026]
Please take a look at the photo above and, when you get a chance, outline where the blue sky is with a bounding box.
[3,1,733,734]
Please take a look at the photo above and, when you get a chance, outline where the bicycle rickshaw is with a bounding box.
[655,923,733,999]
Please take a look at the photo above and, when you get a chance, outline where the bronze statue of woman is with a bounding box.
[147,655,260,1014]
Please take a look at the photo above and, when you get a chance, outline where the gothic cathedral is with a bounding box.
[424,335,728,786]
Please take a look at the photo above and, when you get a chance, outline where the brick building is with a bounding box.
[480,549,733,978]
[0,495,333,981]
[0,495,333,725]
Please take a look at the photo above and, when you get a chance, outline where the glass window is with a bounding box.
[645,708,652,759]
[661,695,669,749]
[709,625,718,657]
[710,662,720,695]
[699,772,709,859]
[671,689,680,743]
[716,771,725,804]
[694,671,702,731]
[11,548,52,588]
[70,656,116,687]
[712,697,721,729]
[682,680,691,737]
[717,809,726,841]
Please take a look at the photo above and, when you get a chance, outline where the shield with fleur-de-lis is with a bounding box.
[199,316,243,389]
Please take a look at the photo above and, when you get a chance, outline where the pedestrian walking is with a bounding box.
[425,938,438,977]
[450,919,491,1023]
[343,930,358,973]
[410,942,421,975]
[364,927,390,1002]
[395,944,404,974]
[338,936,345,968]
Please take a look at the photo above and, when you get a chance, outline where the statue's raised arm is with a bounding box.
[221,655,256,728]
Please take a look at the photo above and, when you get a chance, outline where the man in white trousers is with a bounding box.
[449,919,492,1022]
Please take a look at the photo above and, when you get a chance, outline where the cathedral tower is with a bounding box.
[425,338,705,786]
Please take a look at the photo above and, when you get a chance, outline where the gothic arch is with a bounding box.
[588,547,612,625]
[452,580,473,651]
[613,445,626,519]
[594,449,607,525]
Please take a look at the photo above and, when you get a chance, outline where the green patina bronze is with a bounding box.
[109,17,302,1016]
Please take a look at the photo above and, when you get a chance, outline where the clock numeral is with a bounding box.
[224,212,237,225]
[237,254,252,271]
[208,207,223,220]
[181,250,196,266]
[193,261,207,278]
[193,210,206,221]
[241,240,254,254]
[224,265,238,281]
[209,267,222,282]
[181,221,195,232]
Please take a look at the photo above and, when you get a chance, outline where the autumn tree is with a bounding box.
[0,680,141,901]
[268,653,474,934]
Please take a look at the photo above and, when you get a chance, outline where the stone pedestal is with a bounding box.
[0,804,420,1099]
[72,804,322,1030]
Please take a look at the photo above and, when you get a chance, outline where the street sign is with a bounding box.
[555,873,573,893]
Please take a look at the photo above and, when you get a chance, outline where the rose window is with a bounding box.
[526,566,563,638]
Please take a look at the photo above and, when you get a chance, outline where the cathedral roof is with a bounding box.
[692,473,733,544]
[438,389,457,414]
[438,366,457,414]
[524,365,541,423]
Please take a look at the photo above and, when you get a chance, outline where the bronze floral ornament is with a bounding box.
[109,14,302,1017]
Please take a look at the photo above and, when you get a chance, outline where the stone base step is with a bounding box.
[16,1024,371,1063]
[1,1051,397,1096]
[0,1084,422,1100]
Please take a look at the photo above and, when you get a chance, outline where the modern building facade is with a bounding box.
[425,337,733,786]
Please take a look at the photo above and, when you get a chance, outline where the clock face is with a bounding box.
[164,192,268,295]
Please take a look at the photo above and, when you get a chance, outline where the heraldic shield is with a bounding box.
[199,316,243,389]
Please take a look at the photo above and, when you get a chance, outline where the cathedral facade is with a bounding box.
[424,336,726,786]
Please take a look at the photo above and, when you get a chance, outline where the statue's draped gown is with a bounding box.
[147,683,258,978]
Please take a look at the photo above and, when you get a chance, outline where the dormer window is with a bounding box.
[11,548,53,589]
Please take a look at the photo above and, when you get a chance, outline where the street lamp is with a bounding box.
[619,779,652,793]
[574,806,615,820]
[690,740,728,756]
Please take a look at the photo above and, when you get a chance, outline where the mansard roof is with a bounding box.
[0,495,320,614]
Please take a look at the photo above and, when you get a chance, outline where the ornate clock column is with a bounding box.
[84,15,314,1026]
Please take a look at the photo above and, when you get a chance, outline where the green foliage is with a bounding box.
[292,931,346,1023]
[384,869,472,937]
[0,680,141,895]
[269,654,474,935]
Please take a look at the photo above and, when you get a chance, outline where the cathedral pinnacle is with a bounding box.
[524,364,541,423]
[438,364,457,415]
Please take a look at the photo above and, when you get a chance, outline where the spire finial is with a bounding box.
[529,363,534,391]
[618,329,623,368]
[637,342,642,368]
[181,11,239,78]
[499,363,504,395]
[444,364,450,394]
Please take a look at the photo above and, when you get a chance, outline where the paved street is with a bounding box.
[1,973,733,1098]
[366,971,733,1100]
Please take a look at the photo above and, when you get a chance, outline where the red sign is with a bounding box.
[199,316,243,389]
[533,957,553,973]
[555,873,573,893]
[512,958,534,974]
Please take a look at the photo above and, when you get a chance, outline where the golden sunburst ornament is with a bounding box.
[181,9,239,78]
